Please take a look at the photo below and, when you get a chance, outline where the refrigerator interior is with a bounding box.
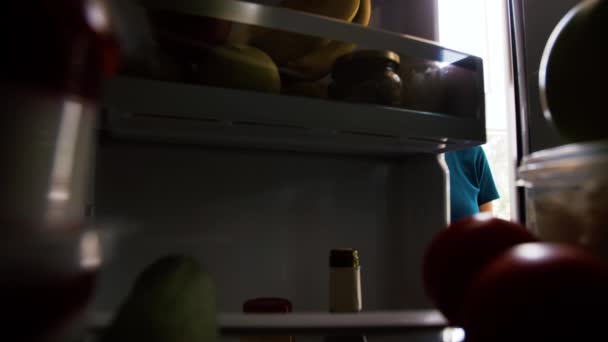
[91,141,448,313]
[85,0,485,339]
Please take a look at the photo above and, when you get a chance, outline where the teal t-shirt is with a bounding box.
[445,146,499,222]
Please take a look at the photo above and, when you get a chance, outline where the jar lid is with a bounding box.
[330,248,360,268]
[517,139,608,187]
[243,297,293,313]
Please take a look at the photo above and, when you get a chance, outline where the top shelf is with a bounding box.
[142,0,473,65]
[102,0,486,156]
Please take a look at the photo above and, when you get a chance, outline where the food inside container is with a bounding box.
[517,140,608,261]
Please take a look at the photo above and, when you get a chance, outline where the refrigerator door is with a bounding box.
[510,0,578,154]
[91,143,449,313]
[509,0,579,222]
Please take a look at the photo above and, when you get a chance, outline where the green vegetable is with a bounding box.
[100,255,217,342]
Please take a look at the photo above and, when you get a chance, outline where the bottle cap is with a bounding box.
[243,297,293,313]
[330,248,360,268]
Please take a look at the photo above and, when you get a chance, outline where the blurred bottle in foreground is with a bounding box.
[1,1,120,341]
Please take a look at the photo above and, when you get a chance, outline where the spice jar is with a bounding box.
[326,249,368,342]
[328,50,402,106]
[329,248,362,313]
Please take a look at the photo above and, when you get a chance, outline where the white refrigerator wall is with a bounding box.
[90,140,448,313]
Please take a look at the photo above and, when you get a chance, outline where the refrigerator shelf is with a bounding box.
[101,76,485,156]
[88,310,449,335]
[142,0,470,65]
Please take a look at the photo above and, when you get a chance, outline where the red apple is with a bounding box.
[422,214,537,324]
[462,242,608,342]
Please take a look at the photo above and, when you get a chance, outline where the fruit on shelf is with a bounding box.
[197,44,281,93]
[422,213,538,325]
[282,0,361,22]
[539,0,608,142]
[462,242,608,342]
[100,255,217,342]
[247,0,362,65]
[287,0,372,80]
[328,49,402,106]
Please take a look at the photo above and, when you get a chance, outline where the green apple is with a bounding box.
[100,255,217,342]
[540,0,607,142]
[198,44,281,93]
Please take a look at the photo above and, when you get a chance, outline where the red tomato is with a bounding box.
[422,214,537,324]
[462,242,608,342]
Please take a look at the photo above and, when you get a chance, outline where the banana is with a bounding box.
[247,0,361,65]
[286,0,372,80]
[281,0,361,23]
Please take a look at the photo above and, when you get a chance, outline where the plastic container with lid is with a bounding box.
[517,140,608,261]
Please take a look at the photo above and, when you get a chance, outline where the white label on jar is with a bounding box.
[330,267,362,312]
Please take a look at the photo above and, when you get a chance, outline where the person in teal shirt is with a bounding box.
[445,146,499,222]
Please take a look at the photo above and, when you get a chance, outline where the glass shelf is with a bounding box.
[88,310,449,335]
[101,76,485,156]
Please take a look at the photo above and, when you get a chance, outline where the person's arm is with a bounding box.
[479,201,493,213]
[476,147,499,214]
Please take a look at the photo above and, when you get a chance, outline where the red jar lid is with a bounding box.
[243,297,293,313]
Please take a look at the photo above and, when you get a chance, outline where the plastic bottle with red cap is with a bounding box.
[242,297,294,342]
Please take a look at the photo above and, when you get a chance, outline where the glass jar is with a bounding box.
[328,50,402,106]
[399,58,445,114]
